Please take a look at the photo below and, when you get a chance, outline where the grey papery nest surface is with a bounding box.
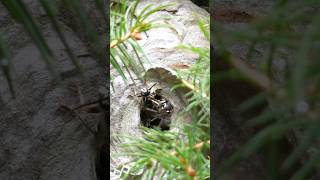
[110,0,209,173]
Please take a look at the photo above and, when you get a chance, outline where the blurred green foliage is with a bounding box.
[214,0,320,179]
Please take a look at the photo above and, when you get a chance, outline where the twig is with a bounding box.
[73,111,97,135]
[230,56,273,91]
[59,104,97,135]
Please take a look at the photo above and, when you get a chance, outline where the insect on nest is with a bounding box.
[136,83,174,131]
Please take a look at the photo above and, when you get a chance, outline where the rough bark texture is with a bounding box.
[0,1,107,179]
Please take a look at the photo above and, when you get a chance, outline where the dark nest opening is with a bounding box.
[140,93,173,131]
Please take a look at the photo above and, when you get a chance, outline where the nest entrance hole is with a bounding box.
[140,95,172,131]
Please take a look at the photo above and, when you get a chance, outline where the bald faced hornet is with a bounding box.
[137,83,173,130]
[136,82,157,102]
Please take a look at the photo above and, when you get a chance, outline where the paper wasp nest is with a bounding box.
[110,0,209,177]
[110,67,192,172]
